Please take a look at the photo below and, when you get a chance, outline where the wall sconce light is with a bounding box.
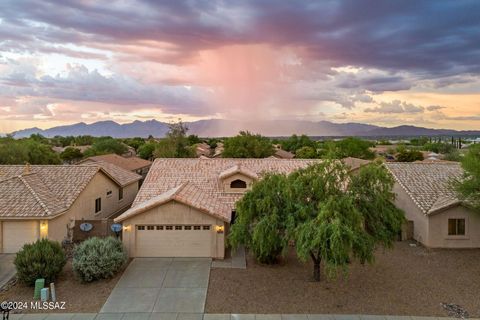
[40,221,48,238]
[215,225,224,234]
[123,225,131,232]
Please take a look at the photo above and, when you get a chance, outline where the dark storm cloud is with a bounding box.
[0,0,479,76]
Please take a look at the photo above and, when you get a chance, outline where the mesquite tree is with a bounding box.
[228,173,292,263]
[229,159,404,281]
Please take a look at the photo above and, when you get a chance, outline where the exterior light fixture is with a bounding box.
[215,225,224,234]
[123,225,131,232]
[40,221,48,238]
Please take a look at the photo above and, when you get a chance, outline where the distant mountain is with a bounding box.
[10,119,480,138]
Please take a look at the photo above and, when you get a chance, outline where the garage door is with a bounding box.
[2,221,39,253]
[135,225,212,257]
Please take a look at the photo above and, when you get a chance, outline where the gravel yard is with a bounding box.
[206,241,480,316]
[0,260,129,314]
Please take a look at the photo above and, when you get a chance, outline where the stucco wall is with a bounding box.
[48,172,138,242]
[428,206,480,248]
[392,183,429,244]
[121,200,225,259]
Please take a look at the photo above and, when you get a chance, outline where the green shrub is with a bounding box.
[73,237,127,282]
[14,239,67,286]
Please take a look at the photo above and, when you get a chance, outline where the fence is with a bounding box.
[72,219,121,242]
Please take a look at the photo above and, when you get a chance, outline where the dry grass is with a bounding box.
[206,241,480,316]
[0,260,129,314]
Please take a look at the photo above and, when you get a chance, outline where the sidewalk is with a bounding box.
[5,314,471,320]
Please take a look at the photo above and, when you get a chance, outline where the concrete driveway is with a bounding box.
[0,254,15,289]
[100,257,211,316]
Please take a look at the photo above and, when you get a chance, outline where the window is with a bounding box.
[137,226,145,231]
[119,187,124,200]
[203,226,210,230]
[194,226,201,230]
[175,225,182,230]
[156,226,164,230]
[184,226,192,230]
[448,219,465,235]
[95,198,102,213]
[147,226,155,230]
[166,226,173,230]
[230,179,247,189]
[106,190,112,197]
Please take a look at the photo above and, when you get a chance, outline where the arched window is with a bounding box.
[230,179,247,189]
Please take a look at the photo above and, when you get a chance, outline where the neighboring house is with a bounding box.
[79,153,152,179]
[271,148,295,159]
[212,142,224,158]
[342,157,371,172]
[0,164,141,253]
[115,158,318,259]
[386,162,480,248]
[195,142,212,157]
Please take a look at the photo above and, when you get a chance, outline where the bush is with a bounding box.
[14,239,67,286]
[73,237,127,282]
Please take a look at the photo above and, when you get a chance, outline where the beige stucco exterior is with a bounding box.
[120,200,226,259]
[0,171,139,253]
[393,183,480,248]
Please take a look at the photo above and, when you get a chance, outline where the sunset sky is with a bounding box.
[0,0,479,133]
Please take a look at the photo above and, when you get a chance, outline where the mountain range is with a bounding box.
[10,119,480,138]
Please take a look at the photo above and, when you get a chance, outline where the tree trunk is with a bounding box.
[310,251,321,282]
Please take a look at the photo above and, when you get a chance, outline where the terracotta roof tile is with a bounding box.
[123,158,319,222]
[80,154,151,172]
[385,162,463,215]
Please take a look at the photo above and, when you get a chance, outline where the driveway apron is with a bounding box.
[100,258,211,315]
[0,254,16,289]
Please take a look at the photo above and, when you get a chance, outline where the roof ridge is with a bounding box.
[18,174,52,216]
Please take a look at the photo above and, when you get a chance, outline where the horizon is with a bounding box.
[1,1,479,133]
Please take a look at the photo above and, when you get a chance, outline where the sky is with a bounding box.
[0,0,479,133]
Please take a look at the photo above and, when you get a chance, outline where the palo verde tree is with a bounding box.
[229,159,404,281]
[455,144,480,212]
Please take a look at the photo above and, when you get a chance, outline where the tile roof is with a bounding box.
[385,162,463,215]
[272,149,295,159]
[83,160,141,187]
[0,164,140,218]
[80,154,151,172]
[342,157,372,171]
[120,158,319,222]
[115,182,231,222]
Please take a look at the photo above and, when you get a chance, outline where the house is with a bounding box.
[195,142,212,157]
[386,162,480,248]
[0,163,141,253]
[79,153,152,179]
[342,157,371,172]
[271,148,295,159]
[114,158,318,259]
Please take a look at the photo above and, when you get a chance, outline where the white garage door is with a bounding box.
[2,221,39,253]
[135,224,212,257]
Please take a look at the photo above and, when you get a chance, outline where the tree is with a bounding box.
[455,144,480,212]
[60,147,83,163]
[396,149,423,162]
[334,137,375,160]
[280,134,315,153]
[229,160,404,281]
[229,174,291,263]
[123,137,145,150]
[295,146,318,159]
[152,120,195,158]
[0,137,60,165]
[83,137,128,157]
[138,141,157,160]
[222,131,274,158]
